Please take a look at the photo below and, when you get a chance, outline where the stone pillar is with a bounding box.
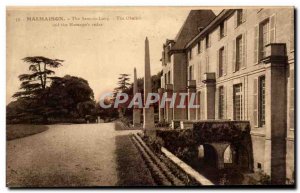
[202,73,216,119]
[158,88,165,123]
[143,37,155,129]
[133,67,141,127]
[209,142,230,169]
[262,44,287,184]
[188,80,197,120]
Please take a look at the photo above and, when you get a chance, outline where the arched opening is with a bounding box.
[198,145,204,159]
[203,144,218,168]
[224,145,233,163]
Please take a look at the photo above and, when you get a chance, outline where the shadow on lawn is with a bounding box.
[7,124,49,141]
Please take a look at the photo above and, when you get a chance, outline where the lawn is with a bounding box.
[115,134,156,186]
[7,124,49,141]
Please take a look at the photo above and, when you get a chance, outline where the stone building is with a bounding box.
[159,8,294,183]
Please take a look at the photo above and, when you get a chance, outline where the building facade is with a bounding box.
[160,8,294,183]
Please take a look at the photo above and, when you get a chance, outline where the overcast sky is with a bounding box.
[7,7,221,104]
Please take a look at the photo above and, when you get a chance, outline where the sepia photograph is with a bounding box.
[6,6,295,187]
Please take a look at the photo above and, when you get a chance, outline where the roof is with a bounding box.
[185,9,235,49]
[171,10,216,51]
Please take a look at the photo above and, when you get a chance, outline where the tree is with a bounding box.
[12,56,64,123]
[47,75,95,119]
[114,74,131,95]
[13,56,64,99]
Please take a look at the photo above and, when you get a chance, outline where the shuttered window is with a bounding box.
[189,65,193,80]
[254,25,259,64]
[236,35,243,71]
[290,70,294,129]
[256,14,276,61]
[206,55,209,72]
[233,84,243,120]
[232,39,236,72]
[197,91,201,120]
[237,9,244,26]
[270,15,276,43]
[220,22,225,39]
[219,47,225,77]
[258,76,266,127]
[224,44,227,75]
[219,86,225,119]
[261,19,269,59]
[253,78,258,126]
[198,60,201,82]
[242,33,247,68]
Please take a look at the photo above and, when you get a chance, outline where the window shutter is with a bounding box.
[206,55,209,72]
[224,20,227,36]
[242,9,247,22]
[254,25,259,64]
[218,26,221,40]
[198,60,201,82]
[242,32,247,68]
[234,11,237,28]
[253,78,258,127]
[232,39,236,72]
[224,44,228,75]
[217,50,219,77]
[216,87,219,118]
[290,70,294,129]
[270,14,276,43]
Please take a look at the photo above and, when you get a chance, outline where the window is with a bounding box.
[219,86,225,119]
[236,35,243,71]
[167,50,171,63]
[205,34,210,48]
[189,65,193,80]
[258,76,265,126]
[233,84,243,120]
[260,19,270,59]
[167,71,171,84]
[220,22,225,38]
[255,15,275,63]
[189,50,192,60]
[197,41,201,54]
[219,47,225,77]
[164,73,167,85]
[205,55,209,72]
[237,9,244,26]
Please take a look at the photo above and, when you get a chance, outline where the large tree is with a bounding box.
[47,75,95,119]
[11,56,64,123]
[13,56,64,99]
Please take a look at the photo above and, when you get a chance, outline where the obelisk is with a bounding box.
[133,67,141,127]
[143,37,155,129]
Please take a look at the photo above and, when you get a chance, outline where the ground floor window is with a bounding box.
[233,84,243,120]
[258,76,266,126]
[219,86,225,119]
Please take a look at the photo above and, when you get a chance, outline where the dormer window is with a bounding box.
[220,22,225,38]
[237,9,244,26]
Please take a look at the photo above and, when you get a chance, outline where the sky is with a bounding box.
[6,7,220,104]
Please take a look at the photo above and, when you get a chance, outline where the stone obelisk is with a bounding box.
[133,67,141,127]
[143,37,155,129]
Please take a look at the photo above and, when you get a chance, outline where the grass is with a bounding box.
[115,135,156,186]
[7,124,49,141]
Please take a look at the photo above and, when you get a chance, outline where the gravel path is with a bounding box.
[6,123,141,187]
